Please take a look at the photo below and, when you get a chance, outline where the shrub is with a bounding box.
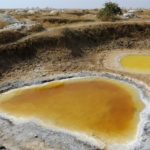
[28,24,45,33]
[97,2,122,21]
[0,30,26,44]
[0,21,8,29]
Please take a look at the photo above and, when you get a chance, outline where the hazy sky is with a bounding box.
[0,0,149,9]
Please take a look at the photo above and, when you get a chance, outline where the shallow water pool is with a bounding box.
[0,78,144,143]
[120,55,150,73]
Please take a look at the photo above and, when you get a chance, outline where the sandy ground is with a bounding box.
[1,49,150,150]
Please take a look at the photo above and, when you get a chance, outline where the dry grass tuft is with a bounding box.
[0,21,8,29]
[27,24,45,33]
[137,10,150,19]
[0,30,26,44]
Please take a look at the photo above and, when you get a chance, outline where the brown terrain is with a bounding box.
[0,9,150,150]
[0,22,150,86]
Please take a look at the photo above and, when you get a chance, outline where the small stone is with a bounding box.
[34,135,38,138]
[0,145,6,150]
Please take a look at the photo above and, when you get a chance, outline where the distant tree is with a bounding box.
[97,2,122,21]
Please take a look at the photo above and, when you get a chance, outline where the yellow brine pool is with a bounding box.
[120,55,150,73]
[0,78,144,143]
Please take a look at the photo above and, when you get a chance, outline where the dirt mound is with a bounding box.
[0,22,149,75]
[0,30,26,44]
[41,17,94,24]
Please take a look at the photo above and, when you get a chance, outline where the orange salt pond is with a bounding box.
[0,78,144,143]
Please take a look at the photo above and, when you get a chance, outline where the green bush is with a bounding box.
[97,2,122,21]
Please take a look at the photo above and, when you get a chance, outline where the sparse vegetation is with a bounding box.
[97,2,122,21]
[137,10,150,19]
[0,9,149,77]
[0,5,150,150]
[0,30,26,44]
[41,17,94,25]
[0,21,8,29]
[27,24,45,33]
[0,22,149,76]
